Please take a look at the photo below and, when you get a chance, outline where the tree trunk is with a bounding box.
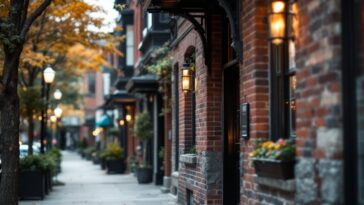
[0,52,21,205]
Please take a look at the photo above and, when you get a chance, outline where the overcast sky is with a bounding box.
[84,0,119,32]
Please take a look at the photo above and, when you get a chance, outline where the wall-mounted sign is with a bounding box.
[241,103,250,139]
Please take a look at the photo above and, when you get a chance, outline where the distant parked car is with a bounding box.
[20,144,41,158]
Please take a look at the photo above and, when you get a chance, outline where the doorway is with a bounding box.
[223,64,240,205]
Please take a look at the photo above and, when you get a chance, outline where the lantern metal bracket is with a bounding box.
[217,0,243,62]
[170,10,211,73]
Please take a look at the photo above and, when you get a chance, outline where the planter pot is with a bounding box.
[137,167,153,184]
[101,159,106,170]
[56,160,62,174]
[252,159,295,179]
[44,171,52,194]
[92,156,100,164]
[106,159,126,174]
[19,170,45,199]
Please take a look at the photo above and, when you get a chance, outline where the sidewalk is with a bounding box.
[20,151,178,205]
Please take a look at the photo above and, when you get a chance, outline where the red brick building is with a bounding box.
[140,0,364,205]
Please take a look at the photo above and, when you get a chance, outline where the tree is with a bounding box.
[0,1,52,204]
[134,112,153,167]
[16,0,122,155]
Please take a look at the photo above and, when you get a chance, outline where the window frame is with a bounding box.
[269,1,296,141]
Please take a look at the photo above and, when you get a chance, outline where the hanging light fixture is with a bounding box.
[268,0,294,45]
[126,114,132,122]
[181,63,194,93]
[119,119,125,126]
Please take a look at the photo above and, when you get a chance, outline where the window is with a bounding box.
[147,13,153,29]
[159,13,170,23]
[183,47,196,149]
[88,73,96,95]
[126,25,134,66]
[269,2,297,140]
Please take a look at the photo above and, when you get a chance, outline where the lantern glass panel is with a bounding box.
[271,1,285,13]
[269,13,285,45]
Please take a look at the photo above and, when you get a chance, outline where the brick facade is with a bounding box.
[295,0,343,204]
[142,0,354,204]
[173,15,224,204]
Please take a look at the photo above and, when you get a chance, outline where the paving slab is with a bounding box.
[19,151,178,205]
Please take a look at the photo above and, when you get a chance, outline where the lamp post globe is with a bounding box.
[43,66,56,84]
[54,89,62,100]
[54,106,63,119]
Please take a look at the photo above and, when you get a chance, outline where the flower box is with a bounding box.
[252,158,295,179]
[180,154,197,164]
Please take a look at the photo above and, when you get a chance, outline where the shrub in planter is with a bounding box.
[128,154,138,174]
[249,138,295,179]
[48,148,62,174]
[19,154,55,199]
[83,146,96,160]
[41,154,56,194]
[134,112,153,184]
[104,143,126,174]
[99,150,108,170]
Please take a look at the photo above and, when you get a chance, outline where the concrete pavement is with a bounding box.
[20,151,178,205]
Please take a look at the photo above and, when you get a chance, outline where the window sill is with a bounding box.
[179,154,197,164]
[253,174,295,192]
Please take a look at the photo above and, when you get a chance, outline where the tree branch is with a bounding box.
[21,0,30,28]
[20,0,52,41]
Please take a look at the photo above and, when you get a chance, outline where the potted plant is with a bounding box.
[249,138,295,179]
[48,148,62,174]
[134,111,153,184]
[19,154,55,199]
[105,142,126,174]
[83,146,96,160]
[99,150,108,170]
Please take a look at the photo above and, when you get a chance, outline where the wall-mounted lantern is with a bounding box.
[268,0,294,45]
[181,63,195,93]
[126,114,132,122]
[119,119,125,126]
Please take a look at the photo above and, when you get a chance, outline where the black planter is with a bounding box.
[106,159,126,174]
[19,170,45,199]
[137,167,153,184]
[101,159,106,170]
[56,160,62,174]
[253,159,295,179]
[44,171,51,194]
[92,156,100,164]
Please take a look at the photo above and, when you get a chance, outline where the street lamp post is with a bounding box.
[40,66,55,153]
[54,106,63,149]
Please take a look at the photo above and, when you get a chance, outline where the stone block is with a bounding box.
[295,158,317,204]
[319,159,343,204]
[253,175,295,192]
[317,128,343,158]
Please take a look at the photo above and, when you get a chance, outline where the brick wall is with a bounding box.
[295,0,343,204]
[173,15,224,204]
[238,0,294,204]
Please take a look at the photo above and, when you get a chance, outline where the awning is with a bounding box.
[126,74,159,94]
[96,115,113,128]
